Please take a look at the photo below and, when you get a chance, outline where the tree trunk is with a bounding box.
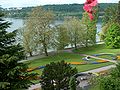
[74,36,77,50]
[85,39,88,47]
[85,25,89,47]
[29,52,33,57]
[74,42,77,50]
[43,43,48,56]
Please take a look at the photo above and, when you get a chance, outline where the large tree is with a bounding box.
[55,25,70,50]
[18,27,37,56]
[0,12,36,90]
[102,5,118,25]
[64,17,85,49]
[100,3,119,41]
[24,6,54,56]
[81,11,98,47]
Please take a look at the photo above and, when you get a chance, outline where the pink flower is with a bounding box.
[86,0,98,7]
[83,0,98,20]
[83,4,92,13]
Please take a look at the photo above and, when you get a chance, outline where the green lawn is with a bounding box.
[97,54,116,60]
[26,44,120,75]
[74,44,120,54]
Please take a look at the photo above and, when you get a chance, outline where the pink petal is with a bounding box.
[83,4,92,12]
[89,0,98,7]
[88,13,94,20]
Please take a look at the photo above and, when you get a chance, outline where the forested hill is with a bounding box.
[43,3,116,12]
[2,3,117,19]
[43,4,84,12]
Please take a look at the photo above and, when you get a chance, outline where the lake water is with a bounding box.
[5,18,101,42]
[5,18,24,32]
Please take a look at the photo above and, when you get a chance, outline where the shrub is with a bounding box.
[105,23,120,48]
[40,61,78,90]
[69,76,77,90]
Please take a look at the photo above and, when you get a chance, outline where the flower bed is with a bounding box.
[97,60,109,63]
[117,56,120,60]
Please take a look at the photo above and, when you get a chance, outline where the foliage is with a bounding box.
[102,5,118,25]
[40,61,78,90]
[0,12,37,90]
[23,6,54,56]
[98,63,120,90]
[117,1,120,24]
[105,23,120,48]
[55,25,70,50]
[99,76,120,90]
[18,27,37,56]
[64,17,85,49]
[69,76,77,90]
[90,63,120,90]
[100,2,120,41]
[110,63,120,77]
[81,10,98,47]
[0,55,37,90]
[99,22,111,41]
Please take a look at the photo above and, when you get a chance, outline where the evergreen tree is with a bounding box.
[0,12,36,90]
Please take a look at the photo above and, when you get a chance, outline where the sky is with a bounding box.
[0,0,119,8]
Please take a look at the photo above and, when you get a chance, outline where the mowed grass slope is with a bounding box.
[26,44,120,74]
[74,44,120,54]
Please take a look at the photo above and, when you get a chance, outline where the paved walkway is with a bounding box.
[84,65,116,73]
[81,54,117,64]
[19,54,46,63]
[28,83,41,90]
[19,51,57,63]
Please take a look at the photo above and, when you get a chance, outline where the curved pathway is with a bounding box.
[83,65,116,73]
[80,54,117,63]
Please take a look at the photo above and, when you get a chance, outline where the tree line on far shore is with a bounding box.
[1,3,117,19]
